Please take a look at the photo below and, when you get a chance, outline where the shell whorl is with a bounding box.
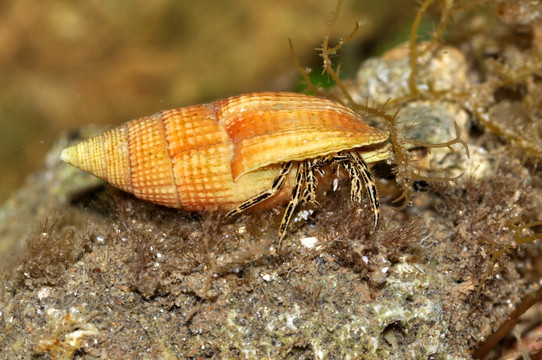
[214,92,389,180]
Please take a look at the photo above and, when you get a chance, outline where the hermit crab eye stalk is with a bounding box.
[61,92,390,245]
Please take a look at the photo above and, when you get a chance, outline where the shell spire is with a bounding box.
[61,126,134,194]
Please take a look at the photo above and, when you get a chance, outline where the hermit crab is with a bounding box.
[61,92,390,243]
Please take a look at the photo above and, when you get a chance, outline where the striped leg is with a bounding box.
[301,160,319,206]
[226,161,293,217]
[348,152,380,230]
[342,161,363,203]
[278,161,306,249]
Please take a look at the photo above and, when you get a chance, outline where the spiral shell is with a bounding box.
[60,92,389,211]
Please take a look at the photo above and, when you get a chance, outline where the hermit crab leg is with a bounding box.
[301,160,319,206]
[348,152,381,230]
[226,161,293,217]
[278,161,306,249]
[342,161,363,203]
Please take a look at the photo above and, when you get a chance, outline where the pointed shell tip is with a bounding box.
[60,147,73,164]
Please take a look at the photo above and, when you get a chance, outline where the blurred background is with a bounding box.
[0,0,421,204]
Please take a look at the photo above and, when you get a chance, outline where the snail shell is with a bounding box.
[61,92,389,211]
